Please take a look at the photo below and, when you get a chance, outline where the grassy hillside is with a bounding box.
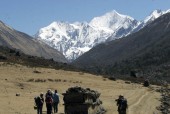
[0,21,67,63]
[72,13,170,83]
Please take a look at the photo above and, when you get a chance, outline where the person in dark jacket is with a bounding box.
[116,95,128,114]
[37,93,44,114]
[115,95,128,114]
[120,97,128,114]
[116,95,123,114]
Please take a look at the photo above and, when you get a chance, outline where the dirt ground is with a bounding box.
[0,62,161,114]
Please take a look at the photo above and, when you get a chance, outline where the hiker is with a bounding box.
[35,92,44,114]
[52,90,60,113]
[120,96,128,114]
[116,95,128,114]
[116,95,123,114]
[143,79,150,87]
[45,89,53,114]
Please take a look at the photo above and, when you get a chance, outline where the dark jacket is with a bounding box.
[116,98,122,111]
[35,96,44,107]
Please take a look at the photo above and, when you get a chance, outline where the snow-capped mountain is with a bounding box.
[35,9,170,61]
[36,21,113,61]
[144,9,163,24]
[135,9,170,31]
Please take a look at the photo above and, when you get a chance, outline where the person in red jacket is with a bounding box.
[45,90,53,114]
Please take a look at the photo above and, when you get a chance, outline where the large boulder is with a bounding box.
[63,86,106,114]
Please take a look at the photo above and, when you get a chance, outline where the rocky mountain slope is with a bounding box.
[72,12,170,82]
[36,9,170,61]
[0,21,67,63]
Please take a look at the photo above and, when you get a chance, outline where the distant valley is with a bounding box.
[0,9,170,83]
[72,12,170,83]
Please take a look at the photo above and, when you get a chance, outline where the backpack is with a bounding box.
[46,95,52,104]
[34,96,41,106]
[120,99,128,110]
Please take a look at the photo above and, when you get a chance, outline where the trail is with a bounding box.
[128,91,149,114]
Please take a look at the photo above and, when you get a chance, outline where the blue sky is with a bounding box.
[0,0,170,36]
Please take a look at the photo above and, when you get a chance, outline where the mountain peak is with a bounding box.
[151,9,162,17]
[36,9,168,61]
[106,10,134,20]
[144,9,163,23]
[89,10,135,29]
[105,10,120,16]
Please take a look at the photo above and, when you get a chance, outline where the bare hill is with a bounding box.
[0,21,67,63]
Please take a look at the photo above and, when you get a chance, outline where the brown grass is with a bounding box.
[0,62,161,114]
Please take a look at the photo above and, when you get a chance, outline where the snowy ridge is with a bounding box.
[89,10,136,29]
[35,9,170,61]
[37,21,113,61]
[144,9,163,23]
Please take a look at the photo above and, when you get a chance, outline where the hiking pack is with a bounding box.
[46,95,53,104]
[120,99,128,110]
[34,96,41,106]
[34,96,41,109]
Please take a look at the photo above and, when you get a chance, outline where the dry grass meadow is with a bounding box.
[0,62,161,114]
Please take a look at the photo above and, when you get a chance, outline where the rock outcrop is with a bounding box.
[62,86,106,114]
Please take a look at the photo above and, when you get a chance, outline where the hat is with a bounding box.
[40,92,43,96]
[47,89,51,92]
[119,94,123,97]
